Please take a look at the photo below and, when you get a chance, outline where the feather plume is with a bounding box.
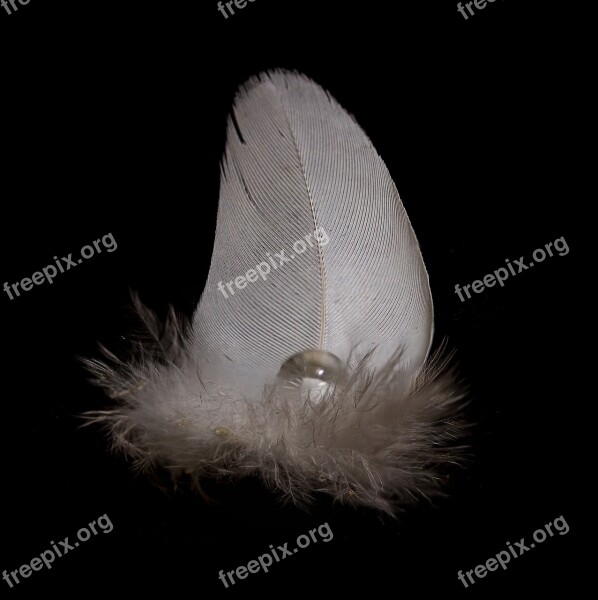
[84,71,467,514]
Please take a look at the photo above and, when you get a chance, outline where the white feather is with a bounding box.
[196,71,433,396]
[84,71,466,515]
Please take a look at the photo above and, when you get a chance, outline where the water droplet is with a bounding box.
[277,350,343,402]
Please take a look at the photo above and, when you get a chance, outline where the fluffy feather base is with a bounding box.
[84,297,467,515]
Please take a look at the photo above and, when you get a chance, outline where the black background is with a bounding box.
[0,1,586,597]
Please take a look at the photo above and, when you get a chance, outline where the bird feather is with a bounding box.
[84,70,466,515]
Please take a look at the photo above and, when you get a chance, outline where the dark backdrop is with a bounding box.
[0,1,586,597]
